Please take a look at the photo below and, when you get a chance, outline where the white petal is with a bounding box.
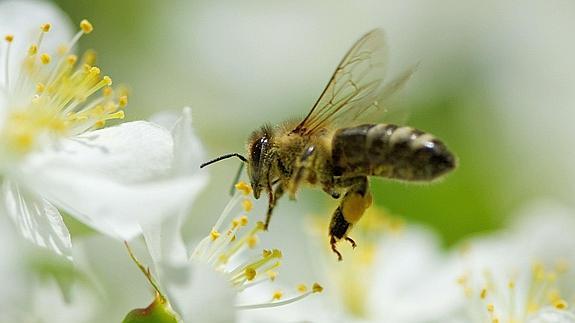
[167,262,236,323]
[527,308,575,323]
[0,0,73,88]
[18,121,208,240]
[1,180,72,259]
[143,107,206,268]
[170,107,205,173]
[27,121,175,183]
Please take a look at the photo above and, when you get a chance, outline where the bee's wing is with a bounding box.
[292,29,415,136]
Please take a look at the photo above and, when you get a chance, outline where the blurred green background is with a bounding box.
[51,0,575,246]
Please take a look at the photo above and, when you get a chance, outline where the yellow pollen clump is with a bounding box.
[272,291,283,300]
[312,283,324,293]
[5,34,14,42]
[80,19,94,34]
[41,23,51,32]
[119,95,128,108]
[210,229,220,241]
[245,267,256,281]
[103,75,112,85]
[40,53,51,64]
[297,284,308,293]
[235,181,253,195]
[247,235,258,248]
[242,199,253,212]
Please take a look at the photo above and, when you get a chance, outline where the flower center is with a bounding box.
[457,259,573,323]
[1,20,127,156]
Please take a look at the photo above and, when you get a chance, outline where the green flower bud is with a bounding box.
[123,293,178,323]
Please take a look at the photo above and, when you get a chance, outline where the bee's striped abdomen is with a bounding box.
[331,124,456,181]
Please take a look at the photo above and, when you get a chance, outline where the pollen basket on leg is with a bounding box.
[0,20,128,155]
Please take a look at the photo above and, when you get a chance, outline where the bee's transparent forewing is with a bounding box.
[293,29,415,136]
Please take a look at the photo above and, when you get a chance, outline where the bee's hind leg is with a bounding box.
[328,176,372,261]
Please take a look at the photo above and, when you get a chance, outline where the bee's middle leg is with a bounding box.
[328,176,372,261]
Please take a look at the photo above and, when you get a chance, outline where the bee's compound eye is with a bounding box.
[251,136,268,166]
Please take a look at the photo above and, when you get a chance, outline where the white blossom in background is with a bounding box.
[239,207,462,323]
[0,0,206,260]
[128,181,322,323]
[452,200,575,323]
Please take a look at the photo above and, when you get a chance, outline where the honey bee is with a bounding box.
[201,29,456,260]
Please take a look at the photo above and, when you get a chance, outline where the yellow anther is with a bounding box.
[40,53,51,64]
[508,280,515,289]
[487,303,494,312]
[80,19,94,34]
[103,87,113,96]
[66,54,78,65]
[4,34,14,42]
[103,75,112,85]
[247,235,258,249]
[119,95,128,108]
[232,218,240,228]
[272,291,283,300]
[41,23,51,32]
[297,284,308,293]
[94,120,106,128]
[456,275,467,285]
[492,319,499,323]
[553,299,568,310]
[312,283,323,293]
[480,288,487,299]
[242,199,253,212]
[271,249,282,258]
[218,254,229,264]
[57,45,68,56]
[106,110,125,120]
[245,267,256,281]
[89,66,101,75]
[210,229,220,241]
[239,215,248,226]
[28,45,38,55]
[266,271,277,281]
[235,181,252,196]
[256,221,265,230]
[36,83,45,93]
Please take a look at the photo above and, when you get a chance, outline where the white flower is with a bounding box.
[239,207,462,323]
[452,200,575,323]
[0,1,206,260]
[128,182,322,323]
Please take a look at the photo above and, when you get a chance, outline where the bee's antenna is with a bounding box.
[200,153,247,168]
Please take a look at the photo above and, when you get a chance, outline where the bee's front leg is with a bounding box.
[264,184,284,231]
[288,145,318,200]
[328,176,372,261]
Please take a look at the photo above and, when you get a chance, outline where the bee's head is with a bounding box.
[247,126,274,199]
